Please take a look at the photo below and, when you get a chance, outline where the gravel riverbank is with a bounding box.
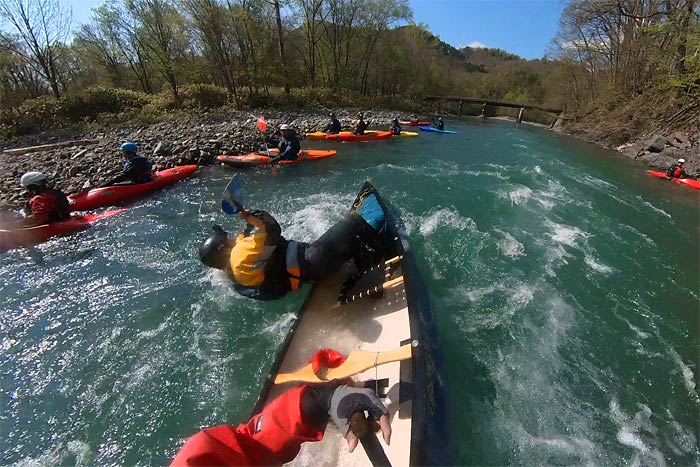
[0,109,404,210]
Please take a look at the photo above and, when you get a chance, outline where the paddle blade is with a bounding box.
[256,116,267,133]
[221,174,243,215]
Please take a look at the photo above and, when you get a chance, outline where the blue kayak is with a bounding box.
[418,126,457,134]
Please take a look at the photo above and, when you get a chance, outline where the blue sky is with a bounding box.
[61,0,563,59]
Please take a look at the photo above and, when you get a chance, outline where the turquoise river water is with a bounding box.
[1,119,698,466]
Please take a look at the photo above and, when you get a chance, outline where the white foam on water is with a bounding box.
[619,224,657,247]
[667,411,698,455]
[494,228,526,257]
[281,192,352,242]
[547,221,590,248]
[261,312,297,339]
[609,399,667,466]
[641,200,673,220]
[582,174,617,190]
[9,440,94,467]
[625,320,651,340]
[418,208,477,236]
[534,165,542,174]
[460,281,537,330]
[532,180,571,210]
[464,169,510,180]
[668,348,698,399]
[584,254,615,275]
[498,185,533,206]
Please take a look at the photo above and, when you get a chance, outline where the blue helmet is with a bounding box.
[120,142,138,154]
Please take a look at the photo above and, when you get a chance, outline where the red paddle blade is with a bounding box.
[256,116,267,133]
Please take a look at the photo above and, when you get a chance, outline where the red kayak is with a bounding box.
[647,170,700,190]
[325,131,393,142]
[0,209,126,252]
[68,165,198,211]
[399,120,430,126]
[217,149,337,168]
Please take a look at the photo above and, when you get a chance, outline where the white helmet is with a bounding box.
[20,171,47,188]
[678,158,686,164]
[279,124,292,131]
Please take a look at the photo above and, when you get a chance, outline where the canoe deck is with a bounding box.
[264,261,412,466]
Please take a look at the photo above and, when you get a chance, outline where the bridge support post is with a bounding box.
[516,107,525,124]
[459,101,463,116]
[549,111,565,130]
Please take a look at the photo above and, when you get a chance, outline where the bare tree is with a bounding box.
[0,0,71,98]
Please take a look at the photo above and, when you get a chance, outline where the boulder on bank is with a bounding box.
[646,135,668,153]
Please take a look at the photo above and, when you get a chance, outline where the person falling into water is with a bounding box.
[197,196,387,301]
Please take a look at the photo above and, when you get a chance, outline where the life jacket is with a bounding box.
[229,211,305,299]
[673,166,684,178]
[28,188,70,224]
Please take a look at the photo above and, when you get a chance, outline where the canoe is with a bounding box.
[366,130,418,138]
[325,131,393,142]
[647,170,700,190]
[0,209,126,252]
[249,182,450,466]
[398,120,430,126]
[68,165,198,211]
[217,149,337,168]
[417,126,457,134]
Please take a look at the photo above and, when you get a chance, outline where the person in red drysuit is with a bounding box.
[170,382,391,466]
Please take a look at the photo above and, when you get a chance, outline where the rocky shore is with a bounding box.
[0,109,402,210]
[1,108,697,211]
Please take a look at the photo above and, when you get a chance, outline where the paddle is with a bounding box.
[221,173,244,215]
[274,343,413,384]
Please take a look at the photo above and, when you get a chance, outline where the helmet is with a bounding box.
[198,225,231,270]
[678,158,686,164]
[120,142,138,154]
[329,113,336,118]
[20,171,47,188]
[438,117,444,121]
[279,124,292,131]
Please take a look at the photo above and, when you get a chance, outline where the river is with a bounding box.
[1,119,698,466]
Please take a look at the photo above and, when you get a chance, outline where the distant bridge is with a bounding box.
[424,95,565,128]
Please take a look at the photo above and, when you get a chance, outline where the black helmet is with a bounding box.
[199,225,232,270]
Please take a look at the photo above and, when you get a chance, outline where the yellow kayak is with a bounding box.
[367,130,418,138]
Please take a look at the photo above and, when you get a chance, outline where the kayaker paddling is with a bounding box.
[101,142,153,187]
[436,116,445,131]
[269,124,300,164]
[20,172,70,226]
[389,118,402,135]
[666,158,686,179]
[322,112,342,134]
[170,382,391,466]
[353,113,368,135]
[198,200,386,301]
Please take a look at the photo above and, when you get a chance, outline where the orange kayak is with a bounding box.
[217,149,337,168]
[325,131,393,142]
[646,170,700,190]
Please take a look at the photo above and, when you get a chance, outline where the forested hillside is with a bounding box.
[0,0,698,142]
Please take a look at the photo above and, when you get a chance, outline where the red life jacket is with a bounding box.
[171,386,324,466]
[673,166,684,178]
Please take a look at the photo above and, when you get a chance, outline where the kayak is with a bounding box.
[68,165,198,211]
[0,209,126,252]
[366,130,418,138]
[306,131,333,140]
[647,170,700,190]
[399,120,430,126]
[217,149,337,168]
[325,131,393,142]
[249,182,450,466]
[418,126,457,134]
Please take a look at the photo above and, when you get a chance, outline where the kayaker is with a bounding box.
[101,142,153,187]
[666,158,686,179]
[20,172,70,226]
[353,113,367,135]
[409,114,418,125]
[436,117,445,131]
[170,382,391,466]
[270,124,300,163]
[198,203,386,301]
[322,113,342,134]
[389,118,402,135]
